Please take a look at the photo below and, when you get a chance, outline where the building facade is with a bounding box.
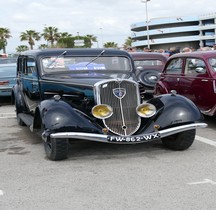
[131,13,216,51]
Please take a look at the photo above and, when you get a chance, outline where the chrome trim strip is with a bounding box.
[49,123,207,143]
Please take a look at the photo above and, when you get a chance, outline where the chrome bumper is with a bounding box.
[48,123,207,144]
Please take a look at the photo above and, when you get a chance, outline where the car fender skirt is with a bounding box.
[48,122,207,144]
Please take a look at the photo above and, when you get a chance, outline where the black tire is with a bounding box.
[161,129,196,150]
[15,100,25,126]
[44,137,69,161]
[138,70,160,88]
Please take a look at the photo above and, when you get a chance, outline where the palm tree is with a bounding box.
[20,30,40,50]
[0,27,12,53]
[16,45,29,52]
[86,34,97,47]
[103,42,118,48]
[41,26,60,47]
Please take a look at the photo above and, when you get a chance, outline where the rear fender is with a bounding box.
[36,98,102,134]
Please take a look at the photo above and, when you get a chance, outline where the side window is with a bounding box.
[165,58,183,74]
[185,58,206,76]
[27,57,36,75]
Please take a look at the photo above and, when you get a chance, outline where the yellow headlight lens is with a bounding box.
[92,104,113,119]
[136,103,156,118]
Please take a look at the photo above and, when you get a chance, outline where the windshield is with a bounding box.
[41,56,131,73]
[209,58,216,72]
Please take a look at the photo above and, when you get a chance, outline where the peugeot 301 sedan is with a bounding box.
[154,51,216,116]
[12,48,207,160]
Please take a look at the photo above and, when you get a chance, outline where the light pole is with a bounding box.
[100,28,104,48]
[141,0,150,49]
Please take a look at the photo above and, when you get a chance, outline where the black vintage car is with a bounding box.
[12,48,207,160]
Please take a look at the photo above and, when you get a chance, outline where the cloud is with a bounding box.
[1,0,216,53]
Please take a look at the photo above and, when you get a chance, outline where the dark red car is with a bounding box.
[154,51,216,116]
[130,52,168,96]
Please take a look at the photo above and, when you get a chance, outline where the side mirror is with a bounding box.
[195,67,205,73]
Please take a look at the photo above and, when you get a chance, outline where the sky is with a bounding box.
[1,0,216,53]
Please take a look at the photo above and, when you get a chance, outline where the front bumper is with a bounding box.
[47,123,207,144]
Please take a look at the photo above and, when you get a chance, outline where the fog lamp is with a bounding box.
[92,104,113,119]
[136,103,156,118]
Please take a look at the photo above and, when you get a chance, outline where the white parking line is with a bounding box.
[0,190,4,195]
[196,135,216,147]
[0,112,16,118]
[188,179,216,185]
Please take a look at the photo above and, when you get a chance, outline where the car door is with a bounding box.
[158,58,183,94]
[179,57,214,111]
[19,56,40,112]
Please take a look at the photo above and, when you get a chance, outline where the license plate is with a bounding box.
[107,132,160,143]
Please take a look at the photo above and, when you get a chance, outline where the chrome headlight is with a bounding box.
[136,103,156,118]
[92,104,113,119]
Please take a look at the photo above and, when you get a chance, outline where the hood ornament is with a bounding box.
[113,88,126,99]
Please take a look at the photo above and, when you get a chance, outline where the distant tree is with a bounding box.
[16,45,29,52]
[124,36,133,49]
[85,34,97,47]
[60,32,72,38]
[57,37,75,48]
[20,30,40,50]
[38,44,48,49]
[103,42,118,48]
[57,32,73,48]
[0,27,12,53]
[41,26,60,47]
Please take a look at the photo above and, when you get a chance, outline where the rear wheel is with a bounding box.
[44,137,69,161]
[161,129,196,150]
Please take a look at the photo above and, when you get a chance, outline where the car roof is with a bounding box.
[20,48,132,58]
[169,51,216,60]
[129,52,168,62]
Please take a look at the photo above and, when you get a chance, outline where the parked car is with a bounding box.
[12,48,207,160]
[0,58,17,64]
[154,51,216,116]
[130,52,168,96]
[0,63,17,97]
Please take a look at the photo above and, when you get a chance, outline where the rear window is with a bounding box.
[0,66,16,77]
[134,59,164,67]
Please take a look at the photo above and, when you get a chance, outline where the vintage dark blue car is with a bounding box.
[12,48,207,160]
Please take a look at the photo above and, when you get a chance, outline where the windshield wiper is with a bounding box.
[46,50,67,68]
[85,50,105,66]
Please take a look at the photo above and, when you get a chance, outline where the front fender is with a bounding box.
[147,93,204,129]
[154,80,169,95]
[37,98,102,134]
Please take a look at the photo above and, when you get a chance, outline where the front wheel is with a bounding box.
[161,129,196,150]
[44,137,69,161]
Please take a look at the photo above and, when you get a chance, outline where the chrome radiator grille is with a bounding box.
[95,79,141,136]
